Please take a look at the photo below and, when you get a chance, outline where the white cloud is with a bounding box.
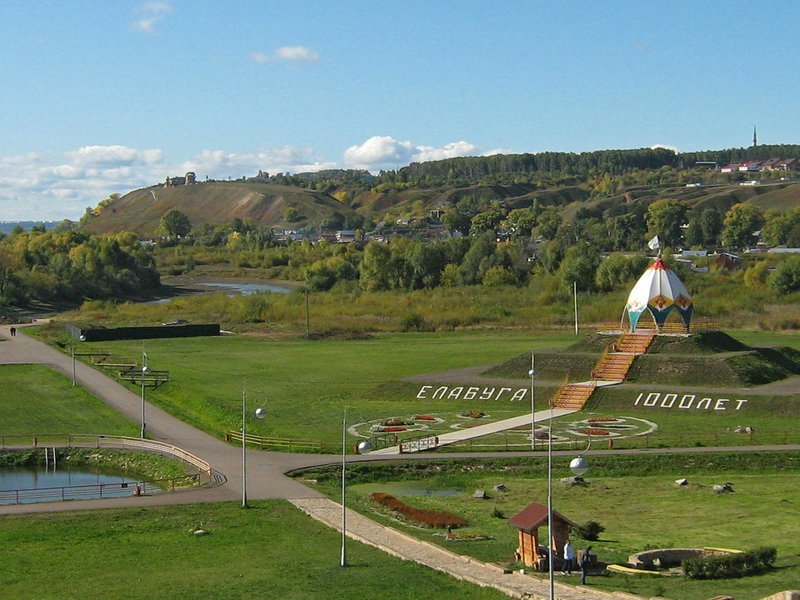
[414,141,477,162]
[344,136,478,170]
[651,144,680,153]
[275,46,319,62]
[343,136,415,169]
[68,145,163,167]
[251,46,320,64]
[133,1,172,34]
[182,147,336,178]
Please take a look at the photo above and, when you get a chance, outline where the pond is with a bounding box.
[147,280,294,304]
[201,281,293,295]
[0,467,149,505]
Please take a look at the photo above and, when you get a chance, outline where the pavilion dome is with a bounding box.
[625,258,693,331]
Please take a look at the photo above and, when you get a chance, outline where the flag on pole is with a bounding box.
[647,235,661,250]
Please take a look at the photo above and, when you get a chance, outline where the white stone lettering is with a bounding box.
[417,385,432,399]
[432,386,448,399]
[464,386,479,400]
[496,387,512,400]
[480,388,495,401]
[661,393,677,408]
[643,393,660,407]
[697,397,712,410]
[632,389,748,412]
[447,387,464,400]
[510,388,528,402]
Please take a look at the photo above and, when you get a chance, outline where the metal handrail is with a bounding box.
[0,434,215,480]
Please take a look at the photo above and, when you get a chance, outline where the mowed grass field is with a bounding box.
[0,501,508,600]
[68,331,578,449]
[59,328,800,452]
[302,453,800,600]
[0,364,138,437]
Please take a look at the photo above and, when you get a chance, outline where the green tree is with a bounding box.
[595,253,649,291]
[439,263,462,287]
[722,203,764,249]
[505,208,536,238]
[699,207,723,246]
[482,266,516,287]
[769,255,800,294]
[645,199,686,248]
[470,210,503,235]
[359,242,391,291]
[159,209,192,241]
[559,245,600,292]
[762,208,800,247]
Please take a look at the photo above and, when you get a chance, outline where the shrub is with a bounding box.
[578,520,605,541]
[683,547,776,580]
[400,313,430,332]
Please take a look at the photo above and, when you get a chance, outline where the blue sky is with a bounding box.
[1,1,799,220]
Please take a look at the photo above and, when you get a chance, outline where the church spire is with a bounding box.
[753,125,757,147]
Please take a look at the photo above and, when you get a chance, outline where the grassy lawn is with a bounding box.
[0,365,138,437]
[0,501,508,600]
[63,331,577,449]
[298,454,800,600]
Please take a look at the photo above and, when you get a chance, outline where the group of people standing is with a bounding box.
[8,326,16,336]
[562,540,592,585]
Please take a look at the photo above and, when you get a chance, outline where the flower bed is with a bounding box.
[382,417,414,426]
[370,492,467,529]
[580,428,610,436]
[587,417,618,423]
[414,415,436,421]
[376,426,407,432]
[460,410,485,419]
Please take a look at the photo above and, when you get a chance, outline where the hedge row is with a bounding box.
[370,492,467,529]
[683,547,777,580]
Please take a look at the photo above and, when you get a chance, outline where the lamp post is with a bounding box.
[140,352,149,438]
[546,413,591,599]
[71,343,77,387]
[528,353,536,450]
[341,409,347,567]
[339,419,374,567]
[241,384,266,508]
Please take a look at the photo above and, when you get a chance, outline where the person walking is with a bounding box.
[562,539,575,574]
[580,546,592,584]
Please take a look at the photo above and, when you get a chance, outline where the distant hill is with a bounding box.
[81,146,800,236]
[0,221,59,234]
[82,182,361,237]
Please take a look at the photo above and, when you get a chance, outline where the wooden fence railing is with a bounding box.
[225,431,323,453]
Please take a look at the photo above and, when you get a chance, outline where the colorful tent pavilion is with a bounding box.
[625,259,693,332]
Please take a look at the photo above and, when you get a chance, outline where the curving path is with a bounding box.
[3,323,799,599]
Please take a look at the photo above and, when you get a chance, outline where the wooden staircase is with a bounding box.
[591,330,656,382]
[551,381,597,410]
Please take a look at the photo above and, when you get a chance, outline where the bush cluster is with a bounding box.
[683,547,776,580]
[370,492,467,529]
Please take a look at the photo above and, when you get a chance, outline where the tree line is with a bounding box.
[0,226,159,306]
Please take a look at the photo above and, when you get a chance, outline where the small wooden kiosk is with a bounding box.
[509,502,578,570]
